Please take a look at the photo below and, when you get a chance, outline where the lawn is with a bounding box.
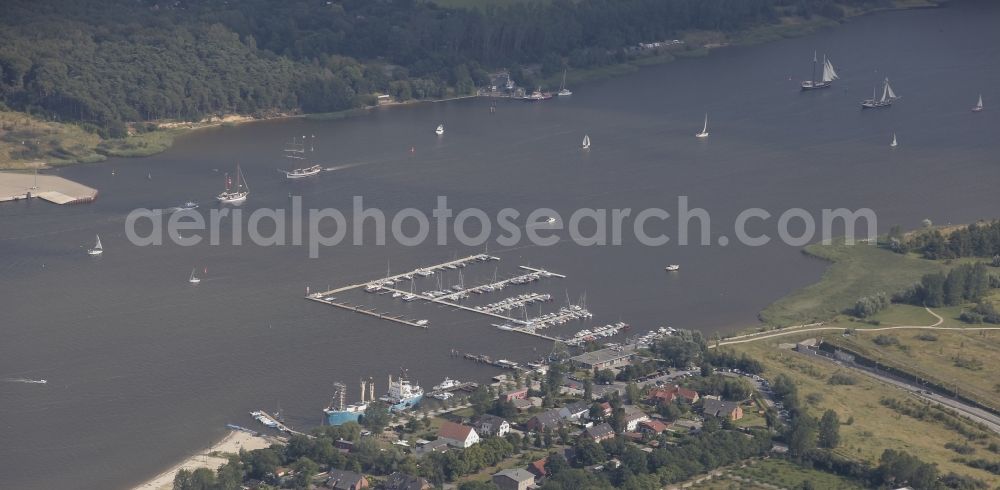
[0,111,104,168]
[759,240,946,327]
[728,337,1000,485]
[824,320,1000,411]
[689,458,866,489]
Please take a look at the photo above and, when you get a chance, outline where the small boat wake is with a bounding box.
[4,377,47,384]
[324,162,367,172]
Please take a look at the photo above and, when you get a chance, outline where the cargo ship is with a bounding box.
[380,371,423,411]
[323,379,374,426]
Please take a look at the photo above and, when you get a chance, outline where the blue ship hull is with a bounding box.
[325,410,362,426]
[388,394,423,412]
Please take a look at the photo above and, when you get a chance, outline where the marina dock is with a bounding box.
[307,254,585,342]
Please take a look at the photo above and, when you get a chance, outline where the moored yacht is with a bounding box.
[217,164,249,204]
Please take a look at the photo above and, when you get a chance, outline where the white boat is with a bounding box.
[581,134,591,149]
[180,201,198,210]
[801,52,838,90]
[87,235,103,256]
[665,264,680,271]
[415,319,429,327]
[544,217,557,224]
[890,133,898,148]
[432,392,454,400]
[558,69,572,96]
[862,78,897,109]
[696,113,709,138]
[972,94,984,112]
[188,268,201,284]
[433,377,462,391]
[217,164,249,204]
[435,124,445,135]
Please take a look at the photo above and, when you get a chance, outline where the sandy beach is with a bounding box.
[133,430,273,490]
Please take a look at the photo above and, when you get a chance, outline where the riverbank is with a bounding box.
[0,0,942,171]
[133,430,273,490]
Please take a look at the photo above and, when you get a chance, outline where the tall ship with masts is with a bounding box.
[217,164,249,203]
[324,379,374,425]
[281,135,322,179]
[861,77,898,109]
[801,52,838,90]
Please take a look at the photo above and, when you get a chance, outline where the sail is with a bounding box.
[976,95,983,109]
[891,134,897,147]
[702,113,709,133]
[822,58,838,82]
[582,135,590,147]
[94,235,102,251]
[881,82,890,103]
[885,79,897,100]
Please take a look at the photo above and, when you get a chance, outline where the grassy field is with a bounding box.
[690,458,866,489]
[728,336,1000,485]
[823,307,1000,411]
[759,241,946,327]
[0,110,186,169]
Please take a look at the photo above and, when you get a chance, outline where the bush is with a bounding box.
[960,311,984,324]
[827,373,857,386]
[873,335,900,347]
[915,333,938,341]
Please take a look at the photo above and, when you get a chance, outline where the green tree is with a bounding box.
[361,400,390,433]
[818,410,840,449]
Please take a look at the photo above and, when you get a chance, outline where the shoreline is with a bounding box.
[0,0,940,171]
[132,430,273,490]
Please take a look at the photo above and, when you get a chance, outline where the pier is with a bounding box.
[0,171,98,204]
[306,296,429,328]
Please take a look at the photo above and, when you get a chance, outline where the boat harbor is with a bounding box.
[308,253,624,345]
[0,171,98,204]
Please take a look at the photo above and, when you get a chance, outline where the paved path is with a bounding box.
[717,308,1000,346]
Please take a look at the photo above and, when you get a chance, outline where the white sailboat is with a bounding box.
[558,69,572,96]
[435,124,445,135]
[972,94,984,112]
[695,113,709,138]
[217,164,249,204]
[188,268,201,284]
[890,133,898,148]
[581,134,591,150]
[801,52,838,90]
[282,135,322,179]
[861,78,897,109]
[87,235,103,256]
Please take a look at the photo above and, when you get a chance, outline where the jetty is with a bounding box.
[305,295,429,328]
[0,171,98,204]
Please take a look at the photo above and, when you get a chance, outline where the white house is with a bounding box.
[623,406,650,432]
[438,421,480,448]
[473,414,510,437]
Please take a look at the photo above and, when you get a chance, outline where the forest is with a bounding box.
[0,0,882,138]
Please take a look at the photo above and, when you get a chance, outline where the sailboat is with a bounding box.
[281,135,322,179]
[890,133,898,149]
[188,268,201,284]
[435,124,445,135]
[581,134,591,150]
[861,78,897,109]
[217,164,249,204]
[695,113,709,138]
[801,52,839,90]
[87,235,103,256]
[558,69,572,96]
[972,94,984,112]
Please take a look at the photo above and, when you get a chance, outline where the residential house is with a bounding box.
[702,398,744,421]
[596,402,613,418]
[526,409,564,432]
[528,457,548,479]
[437,421,480,448]
[512,398,534,412]
[623,406,650,432]
[324,469,368,490]
[647,385,699,405]
[558,401,590,421]
[492,468,536,490]
[585,422,616,442]
[501,387,528,402]
[383,472,432,490]
[638,419,670,435]
[473,414,510,437]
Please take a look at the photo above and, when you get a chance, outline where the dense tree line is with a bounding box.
[902,221,1000,260]
[1,0,876,137]
[894,263,996,308]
